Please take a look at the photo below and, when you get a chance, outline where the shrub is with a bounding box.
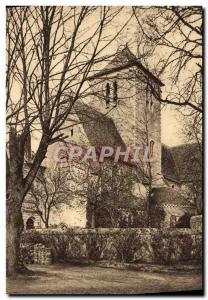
[149,206,166,228]
[190,235,202,263]
[20,243,34,264]
[151,231,194,264]
[171,233,193,262]
[112,229,143,263]
[20,228,202,265]
[86,232,108,261]
[21,229,74,262]
[67,234,87,259]
[151,231,173,264]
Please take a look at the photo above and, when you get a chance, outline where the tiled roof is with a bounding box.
[73,101,146,175]
[74,101,125,147]
[87,45,164,86]
[162,143,202,183]
[151,187,195,207]
[161,144,180,182]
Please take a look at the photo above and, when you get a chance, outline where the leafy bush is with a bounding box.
[20,243,34,264]
[190,235,202,263]
[20,229,202,265]
[21,229,74,261]
[112,230,143,263]
[171,233,193,262]
[86,232,108,261]
[149,206,166,228]
[151,231,194,263]
[21,230,45,245]
[151,231,173,264]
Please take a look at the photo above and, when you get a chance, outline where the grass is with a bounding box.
[7,263,203,295]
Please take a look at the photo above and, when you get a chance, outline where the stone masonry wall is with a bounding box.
[89,66,163,185]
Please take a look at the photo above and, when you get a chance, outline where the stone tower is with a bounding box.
[87,45,164,186]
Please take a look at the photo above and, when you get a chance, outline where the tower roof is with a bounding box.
[87,45,164,86]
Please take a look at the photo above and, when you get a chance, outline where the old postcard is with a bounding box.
[6,6,203,295]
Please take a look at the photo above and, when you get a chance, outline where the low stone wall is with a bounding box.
[33,243,52,264]
[190,215,202,233]
[20,242,52,264]
[21,228,202,265]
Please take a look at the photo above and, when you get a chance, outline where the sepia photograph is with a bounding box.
[6,5,203,295]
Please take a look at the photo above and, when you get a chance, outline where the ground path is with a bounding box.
[7,263,202,294]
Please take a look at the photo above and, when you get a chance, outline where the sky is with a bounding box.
[161,106,184,146]
[5,5,200,232]
[24,6,187,152]
[95,7,186,147]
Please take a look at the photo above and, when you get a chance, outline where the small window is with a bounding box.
[106,83,110,109]
[71,128,74,136]
[149,140,154,158]
[170,215,180,228]
[113,81,118,107]
[26,217,35,230]
[145,84,150,107]
[146,99,149,108]
[146,84,154,111]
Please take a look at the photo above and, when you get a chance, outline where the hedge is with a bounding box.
[20,228,202,265]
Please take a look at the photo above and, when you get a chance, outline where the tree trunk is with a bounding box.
[6,130,50,276]
[146,188,151,227]
[6,200,24,276]
[45,220,49,228]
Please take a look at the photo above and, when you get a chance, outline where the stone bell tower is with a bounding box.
[87,45,164,186]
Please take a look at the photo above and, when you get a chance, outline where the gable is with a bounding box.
[87,45,164,87]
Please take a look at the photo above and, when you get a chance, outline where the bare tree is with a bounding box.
[28,168,72,228]
[182,112,202,153]
[132,6,203,216]
[178,144,202,214]
[63,161,119,228]
[133,6,203,149]
[133,6,203,112]
[61,156,145,229]
[6,6,131,275]
[85,162,141,228]
[134,103,160,227]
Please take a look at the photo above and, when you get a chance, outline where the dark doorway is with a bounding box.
[26,217,34,230]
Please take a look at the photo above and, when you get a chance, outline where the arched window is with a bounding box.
[149,140,155,159]
[146,83,154,111]
[113,81,118,107]
[105,83,110,108]
[26,217,35,230]
[145,84,150,108]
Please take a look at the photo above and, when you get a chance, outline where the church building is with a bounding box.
[22,46,201,230]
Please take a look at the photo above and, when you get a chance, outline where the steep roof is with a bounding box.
[74,102,202,185]
[161,145,180,182]
[162,143,202,183]
[153,144,202,207]
[73,101,145,172]
[87,45,164,86]
[74,101,125,147]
